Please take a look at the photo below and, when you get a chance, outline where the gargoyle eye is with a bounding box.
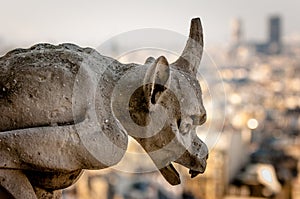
[191,113,207,125]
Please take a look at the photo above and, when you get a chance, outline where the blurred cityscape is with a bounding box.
[1,15,300,199]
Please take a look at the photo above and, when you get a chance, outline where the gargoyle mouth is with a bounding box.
[159,163,205,185]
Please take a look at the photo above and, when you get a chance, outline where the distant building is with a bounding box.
[230,18,243,46]
[254,15,282,55]
[268,16,282,54]
[269,16,281,44]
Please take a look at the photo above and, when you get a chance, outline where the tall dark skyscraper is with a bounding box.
[268,16,282,54]
[269,16,281,43]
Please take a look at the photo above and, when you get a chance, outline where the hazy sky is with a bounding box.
[0,0,299,49]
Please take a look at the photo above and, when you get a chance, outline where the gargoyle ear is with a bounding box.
[143,56,170,104]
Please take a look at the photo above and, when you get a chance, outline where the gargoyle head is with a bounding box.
[114,18,208,185]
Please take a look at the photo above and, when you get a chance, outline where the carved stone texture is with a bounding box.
[0,18,208,198]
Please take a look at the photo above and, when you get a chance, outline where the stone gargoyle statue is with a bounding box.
[0,18,208,199]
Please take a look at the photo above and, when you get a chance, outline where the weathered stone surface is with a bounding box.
[0,18,208,198]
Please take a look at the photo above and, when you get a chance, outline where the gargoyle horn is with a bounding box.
[172,17,203,75]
